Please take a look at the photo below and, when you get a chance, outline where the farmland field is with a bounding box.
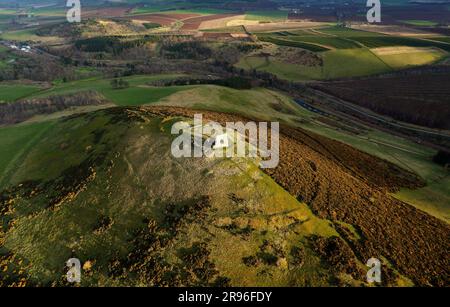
[258,35,330,52]
[258,31,361,49]
[0,28,62,43]
[245,10,288,22]
[237,48,391,80]
[287,35,361,49]
[241,25,450,80]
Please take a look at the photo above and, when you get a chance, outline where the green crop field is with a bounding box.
[131,7,230,15]
[287,35,361,49]
[245,10,288,22]
[248,25,450,80]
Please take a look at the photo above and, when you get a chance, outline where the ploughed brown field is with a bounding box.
[141,106,449,287]
[311,73,450,130]
[83,7,132,18]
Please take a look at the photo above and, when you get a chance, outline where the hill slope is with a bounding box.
[1,106,448,287]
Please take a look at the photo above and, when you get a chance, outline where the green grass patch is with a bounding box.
[153,85,307,124]
[287,35,361,49]
[401,20,439,26]
[0,83,43,102]
[352,36,450,51]
[245,10,288,22]
[428,37,450,44]
[31,74,191,106]
[395,178,450,222]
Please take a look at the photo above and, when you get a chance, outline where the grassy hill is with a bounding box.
[0,107,367,287]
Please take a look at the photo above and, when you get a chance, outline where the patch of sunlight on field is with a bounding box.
[0,28,62,43]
